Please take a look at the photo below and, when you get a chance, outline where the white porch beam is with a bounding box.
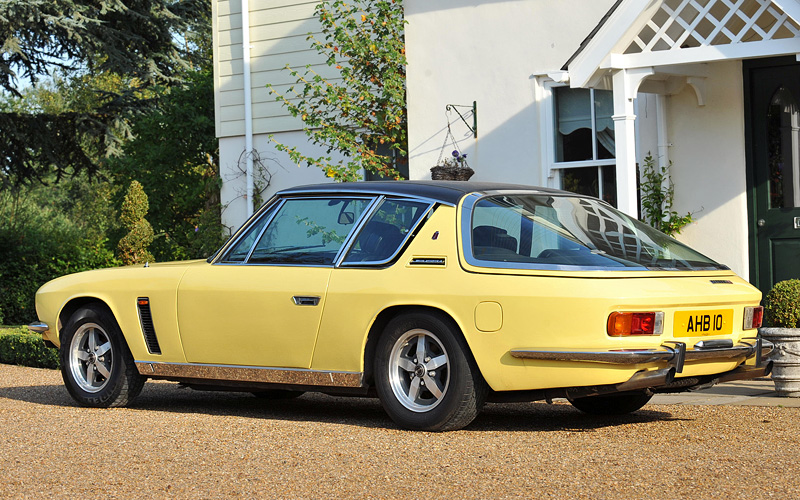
[613,68,654,217]
[607,38,800,69]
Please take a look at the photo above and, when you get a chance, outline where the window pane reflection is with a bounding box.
[768,86,800,209]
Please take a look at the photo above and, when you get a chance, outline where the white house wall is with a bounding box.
[219,132,340,233]
[404,0,616,182]
[667,61,749,278]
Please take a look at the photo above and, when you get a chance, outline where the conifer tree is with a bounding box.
[117,180,155,265]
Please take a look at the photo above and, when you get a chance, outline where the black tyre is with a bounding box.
[374,312,487,431]
[60,305,145,407]
[567,392,653,415]
[251,390,305,399]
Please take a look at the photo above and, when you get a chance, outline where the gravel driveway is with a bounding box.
[2,363,799,499]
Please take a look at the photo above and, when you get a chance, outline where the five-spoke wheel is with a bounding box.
[388,329,450,412]
[375,312,487,431]
[61,305,144,407]
[68,323,114,393]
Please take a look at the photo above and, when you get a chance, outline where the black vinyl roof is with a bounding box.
[277,180,568,205]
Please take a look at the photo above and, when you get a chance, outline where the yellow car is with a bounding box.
[30,181,772,431]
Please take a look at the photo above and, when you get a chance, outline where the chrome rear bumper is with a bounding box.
[510,337,773,374]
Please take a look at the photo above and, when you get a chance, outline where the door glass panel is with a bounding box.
[767,86,800,209]
[249,197,370,265]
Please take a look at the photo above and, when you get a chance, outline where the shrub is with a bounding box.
[117,180,155,265]
[0,185,119,325]
[764,279,800,328]
[0,328,59,369]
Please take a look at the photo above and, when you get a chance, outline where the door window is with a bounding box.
[248,197,371,265]
[767,86,800,209]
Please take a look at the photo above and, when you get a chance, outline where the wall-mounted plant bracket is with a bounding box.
[445,101,477,138]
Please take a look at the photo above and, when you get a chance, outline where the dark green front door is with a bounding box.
[746,57,800,295]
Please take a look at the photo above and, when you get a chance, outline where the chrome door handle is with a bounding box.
[757,219,766,227]
[292,296,320,306]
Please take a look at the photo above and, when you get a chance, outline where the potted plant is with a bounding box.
[430,150,474,181]
[759,279,800,397]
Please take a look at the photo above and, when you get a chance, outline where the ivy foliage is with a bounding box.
[267,0,407,181]
[639,153,693,237]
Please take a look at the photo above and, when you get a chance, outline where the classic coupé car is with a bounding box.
[31,181,772,431]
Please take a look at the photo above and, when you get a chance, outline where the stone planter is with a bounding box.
[759,327,800,397]
[430,165,475,181]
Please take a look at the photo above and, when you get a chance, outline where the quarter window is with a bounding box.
[343,199,430,264]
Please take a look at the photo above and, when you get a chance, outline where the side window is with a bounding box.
[248,197,370,265]
[343,199,430,264]
[218,208,273,263]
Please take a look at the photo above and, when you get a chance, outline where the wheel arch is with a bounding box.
[362,305,481,387]
[58,297,119,341]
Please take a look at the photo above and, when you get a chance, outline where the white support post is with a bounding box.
[612,68,653,217]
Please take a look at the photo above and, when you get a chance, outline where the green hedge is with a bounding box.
[0,327,60,369]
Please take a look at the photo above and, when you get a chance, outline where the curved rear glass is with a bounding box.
[465,193,727,271]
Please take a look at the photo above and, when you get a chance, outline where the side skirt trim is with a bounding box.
[135,361,364,388]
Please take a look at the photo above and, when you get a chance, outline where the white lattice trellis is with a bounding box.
[626,0,800,54]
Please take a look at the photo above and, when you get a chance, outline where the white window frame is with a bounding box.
[538,78,616,201]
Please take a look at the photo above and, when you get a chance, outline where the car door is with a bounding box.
[177,196,373,368]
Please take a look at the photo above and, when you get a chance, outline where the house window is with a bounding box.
[551,86,617,206]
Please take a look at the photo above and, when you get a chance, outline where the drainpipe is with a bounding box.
[242,0,254,217]
[656,94,670,178]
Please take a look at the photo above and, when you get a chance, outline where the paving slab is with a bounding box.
[651,376,800,407]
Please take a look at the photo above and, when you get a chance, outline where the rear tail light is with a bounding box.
[607,312,664,336]
[743,306,763,330]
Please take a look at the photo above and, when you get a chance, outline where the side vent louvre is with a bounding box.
[137,297,162,355]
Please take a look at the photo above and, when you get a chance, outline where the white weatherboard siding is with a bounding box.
[668,61,749,278]
[404,0,617,183]
[215,0,322,138]
[215,0,336,229]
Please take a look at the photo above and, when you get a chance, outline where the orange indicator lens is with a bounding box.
[607,312,663,336]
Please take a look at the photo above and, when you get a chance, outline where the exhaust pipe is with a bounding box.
[565,367,676,399]
[716,360,773,384]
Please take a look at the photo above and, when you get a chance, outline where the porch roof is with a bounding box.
[564,0,800,90]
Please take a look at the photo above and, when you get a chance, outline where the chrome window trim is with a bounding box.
[332,195,385,266]
[242,198,287,263]
[460,192,652,272]
[278,188,457,208]
[338,199,436,268]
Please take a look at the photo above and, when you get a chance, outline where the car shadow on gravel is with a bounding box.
[1,380,682,432]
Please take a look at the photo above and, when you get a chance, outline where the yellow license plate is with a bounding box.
[673,309,733,337]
